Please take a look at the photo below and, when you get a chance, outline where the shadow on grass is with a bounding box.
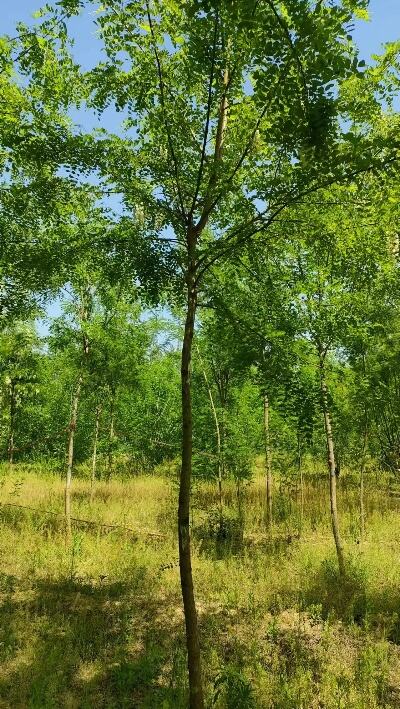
[303,554,400,644]
[302,555,369,625]
[0,569,188,708]
[193,507,245,560]
[194,506,299,562]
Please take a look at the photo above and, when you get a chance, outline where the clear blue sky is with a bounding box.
[3,1,400,70]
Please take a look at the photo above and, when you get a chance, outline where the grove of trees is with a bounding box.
[1,1,400,706]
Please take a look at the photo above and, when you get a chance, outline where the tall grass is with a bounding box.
[0,462,400,707]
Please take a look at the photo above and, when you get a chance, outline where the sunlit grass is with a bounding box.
[1,462,400,707]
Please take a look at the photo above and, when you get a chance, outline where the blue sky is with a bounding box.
[3,1,399,132]
[3,0,400,64]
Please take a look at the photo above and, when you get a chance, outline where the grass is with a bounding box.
[0,461,400,707]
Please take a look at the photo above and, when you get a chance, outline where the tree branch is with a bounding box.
[195,150,400,282]
[145,1,187,222]
[189,8,219,220]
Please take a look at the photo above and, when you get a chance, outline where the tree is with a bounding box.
[203,252,299,530]
[0,323,40,463]
[84,290,152,485]
[271,181,399,574]
[50,283,92,538]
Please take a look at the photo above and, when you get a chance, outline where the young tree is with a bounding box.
[204,254,299,530]
[85,290,152,485]
[275,182,398,574]
[50,284,92,538]
[0,323,40,463]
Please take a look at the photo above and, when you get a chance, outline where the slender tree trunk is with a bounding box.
[297,431,304,536]
[179,260,204,709]
[319,352,345,576]
[360,426,368,545]
[236,477,243,517]
[107,389,116,482]
[360,353,368,545]
[175,48,229,709]
[220,405,226,519]
[263,392,273,532]
[8,381,16,465]
[197,347,223,519]
[90,404,101,502]
[215,371,229,513]
[64,287,90,540]
[65,376,82,541]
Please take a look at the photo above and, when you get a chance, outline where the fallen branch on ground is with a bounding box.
[0,502,165,539]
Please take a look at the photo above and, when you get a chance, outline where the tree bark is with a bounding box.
[65,291,90,541]
[65,376,82,541]
[107,389,116,482]
[263,392,273,531]
[214,369,230,519]
[179,258,204,709]
[90,404,101,502]
[319,351,345,576]
[8,381,16,465]
[360,426,368,545]
[360,353,368,545]
[297,431,304,536]
[197,346,223,519]
[176,46,229,709]
[219,407,225,521]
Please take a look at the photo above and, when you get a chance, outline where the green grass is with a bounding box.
[0,462,400,707]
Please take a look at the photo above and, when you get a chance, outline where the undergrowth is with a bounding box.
[0,463,399,707]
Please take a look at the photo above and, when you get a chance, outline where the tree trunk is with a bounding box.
[263,393,273,531]
[107,389,116,482]
[220,405,226,520]
[360,426,368,545]
[176,49,229,708]
[297,431,304,537]
[65,376,82,541]
[319,352,345,576]
[179,264,204,709]
[360,353,368,545]
[214,371,229,507]
[8,381,16,465]
[90,404,101,502]
[197,346,223,519]
[65,287,90,540]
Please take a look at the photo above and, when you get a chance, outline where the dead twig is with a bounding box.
[0,502,165,539]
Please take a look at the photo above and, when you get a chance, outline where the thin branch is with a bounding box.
[209,277,267,349]
[1,12,68,77]
[145,1,187,222]
[189,8,219,220]
[194,59,291,227]
[195,203,286,282]
[194,21,239,235]
[195,150,400,281]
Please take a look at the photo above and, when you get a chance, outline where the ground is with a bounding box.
[0,462,400,708]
